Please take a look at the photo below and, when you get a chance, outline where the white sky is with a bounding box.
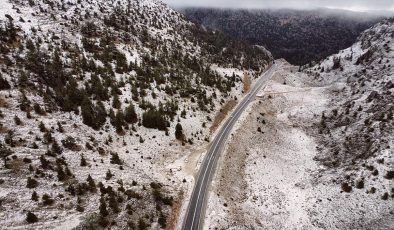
[162,0,394,12]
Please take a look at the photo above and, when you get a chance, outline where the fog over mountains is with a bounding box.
[183,8,385,65]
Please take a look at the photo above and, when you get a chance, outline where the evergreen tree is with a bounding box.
[0,74,10,90]
[112,94,121,109]
[31,191,38,201]
[86,175,96,193]
[99,196,108,216]
[124,103,138,123]
[57,163,66,181]
[105,169,113,180]
[142,109,167,130]
[76,196,85,212]
[0,143,12,168]
[39,121,46,132]
[57,121,64,133]
[81,97,96,129]
[43,130,53,144]
[80,154,87,167]
[51,140,63,155]
[175,123,183,140]
[108,192,120,213]
[114,110,125,133]
[110,152,122,165]
[95,101,107,128]
[39,155,50,169]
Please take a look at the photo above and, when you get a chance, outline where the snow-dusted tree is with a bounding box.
[175,123,183,140]
[0,143,12,168]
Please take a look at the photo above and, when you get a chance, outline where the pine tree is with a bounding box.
[124,103,137,123]
[112,94,121,109]
[42,193,54,205]
[80,154,87,167]
[0,74,10,90]
[57,121,64,133]
[31,191,38,201]
[57,163,66,181]
[99,196,108,216]
[76,198,85,212]
[43,130,53,144]
[95,101,107,128]
[0,143,12,168]
[114,110,125,133]
[39,155,50,169]
[81,97,96,129]
[109,192,120,213]
[86,175,96,192]
[110,152,122,165]
[175,123,183,140]
[39,121,46,132]
[105,169,113,180]
[142,109,167,130]
[14,115,22,125]
[51,140,62,155]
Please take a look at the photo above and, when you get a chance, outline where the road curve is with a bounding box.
[182,62,278,230]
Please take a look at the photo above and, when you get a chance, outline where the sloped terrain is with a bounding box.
[0,0,271,229]
[308,17,394,205]
[183,8,384,65]
[205,19,393,229]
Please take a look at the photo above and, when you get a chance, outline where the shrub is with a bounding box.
[14,115,22,125]
[110,152,122,165]
[51,141,62,155]
[384,171,394,180]
[0,74,11,90]
[62,136,79,151]
[341,182,352,193]
[27,177,38,188]
[355,179,364,189]
[42,194,54,205]
[80,154,87,167]
[105,170,113,180]
[26,211,38,223]
[31,191,38,201]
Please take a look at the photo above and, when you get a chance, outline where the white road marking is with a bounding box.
[185,64,278,230]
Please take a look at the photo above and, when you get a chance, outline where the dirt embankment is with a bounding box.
[210,100,237,134]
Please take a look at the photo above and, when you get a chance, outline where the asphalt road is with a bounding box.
[182,63,278,230]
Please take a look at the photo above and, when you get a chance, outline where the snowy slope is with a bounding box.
[204,18,393,229]
[0,0,272,229]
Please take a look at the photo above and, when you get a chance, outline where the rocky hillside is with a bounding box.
[204,18,393,229]
[307,18,394,198]
[0,0,271,229]
[183,8,384,65]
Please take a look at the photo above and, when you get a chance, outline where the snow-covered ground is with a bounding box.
[204,49,393,229]
[0,0,271,228]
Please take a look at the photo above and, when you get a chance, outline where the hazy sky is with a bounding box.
[162,0,394,12]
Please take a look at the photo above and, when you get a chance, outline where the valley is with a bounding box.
[0,0,392,229]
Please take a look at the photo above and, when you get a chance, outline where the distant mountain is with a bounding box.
[183,8,385,65]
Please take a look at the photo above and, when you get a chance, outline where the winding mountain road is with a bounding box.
[182,62,279,230]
